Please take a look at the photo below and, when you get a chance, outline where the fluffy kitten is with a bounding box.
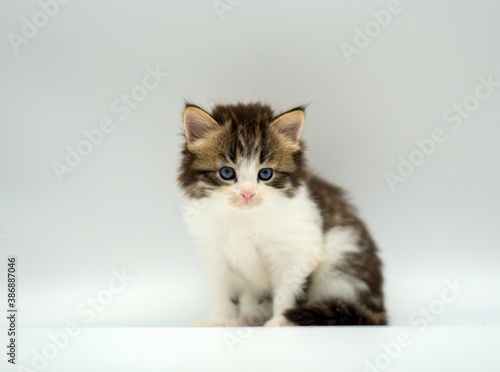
[178,102,386,326]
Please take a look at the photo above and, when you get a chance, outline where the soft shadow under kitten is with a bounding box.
[178,102,386,326]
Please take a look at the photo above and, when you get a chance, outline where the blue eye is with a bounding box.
[258,168,273,181]
[219,167,236,181]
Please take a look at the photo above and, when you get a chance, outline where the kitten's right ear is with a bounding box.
[271,108,305,142]
[183,105,220,144]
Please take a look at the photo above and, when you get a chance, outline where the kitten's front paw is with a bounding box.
[191,318,240,327]
[264,315,295,327]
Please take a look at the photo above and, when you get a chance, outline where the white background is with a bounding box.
[1,0,499,370]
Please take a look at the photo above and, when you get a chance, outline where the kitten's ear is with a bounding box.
[183,105,220,144]
[271,108,305,142]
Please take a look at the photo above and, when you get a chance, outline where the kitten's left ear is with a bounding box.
[183,105,220,144]
[271,108,305,142]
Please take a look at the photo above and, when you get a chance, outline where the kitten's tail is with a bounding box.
[284,299,387,326]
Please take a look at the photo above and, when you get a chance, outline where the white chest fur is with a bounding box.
[184,186,324,292]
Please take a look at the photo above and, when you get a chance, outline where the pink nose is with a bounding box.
[240,181,255,203]
[241,191,255,203]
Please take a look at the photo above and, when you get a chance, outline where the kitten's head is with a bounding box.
[178,102,308,209]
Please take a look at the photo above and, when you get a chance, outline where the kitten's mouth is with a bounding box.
[230,195,263,209]
[237,199,255,208]
[241,199,254,208]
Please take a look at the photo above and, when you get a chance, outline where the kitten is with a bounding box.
[178,102,387,326]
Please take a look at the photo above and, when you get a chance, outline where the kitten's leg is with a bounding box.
[191,262,241,327]
[264,252,316,327]
[265,287,300,327]
[238,291,272,326]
